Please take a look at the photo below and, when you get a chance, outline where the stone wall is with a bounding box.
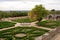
[47,14,60,21]
[35,26,60,40]
[41,26,60,40]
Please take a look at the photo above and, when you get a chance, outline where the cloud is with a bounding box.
[0,0,20,1]
[0,1,41,11]
[0,0,41,1]
[0,0,60,11]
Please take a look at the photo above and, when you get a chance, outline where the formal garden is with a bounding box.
[0,5,60,40]
[0,27,49,40]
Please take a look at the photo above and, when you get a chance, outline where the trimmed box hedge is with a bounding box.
[12,18,35,23]
[0,21,16,29]
[0,27,49,40]
[37,20,60,28]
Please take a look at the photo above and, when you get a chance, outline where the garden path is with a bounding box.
[0,18,53,31]
[0,26,18,31]
[6,20,53,30]
[31,20,53,30]
[1,16,28,21]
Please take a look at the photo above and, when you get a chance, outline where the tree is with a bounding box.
[0,11,3,21]
[28,4,49,22]
[51,9,55,14]
[51,9,55,11]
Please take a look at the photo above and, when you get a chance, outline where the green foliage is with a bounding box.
[0,11,28,18]
[37,20,60,28]
[29,5,49,22]
[50,9,60,14]
[50,9,55,14]
[12,18,35,23]
[0,27,49,40]
[0,21,16,29]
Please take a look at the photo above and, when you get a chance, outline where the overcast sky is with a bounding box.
[0,0,60,11]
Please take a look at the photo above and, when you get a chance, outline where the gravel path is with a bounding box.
[1,16,28,21]
[0,18,53,31]
[0,26,18,31]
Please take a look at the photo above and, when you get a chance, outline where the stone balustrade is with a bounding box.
[35,26,60,40]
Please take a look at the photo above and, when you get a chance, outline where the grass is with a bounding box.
[12,18,35,23]
[37,20,60,28]
[0,21,16,29]
[0,27,49,40]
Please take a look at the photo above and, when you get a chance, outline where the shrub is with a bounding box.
[12,18,35,23]
[37,20,60,28]
[0,21,16,29]
[0,11,28,18]
[0,27,49,40]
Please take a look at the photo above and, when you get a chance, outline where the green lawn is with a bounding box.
[0,27,49,40]
[37,20,60,28]
[0,21,16,29]
[12,18,35,23]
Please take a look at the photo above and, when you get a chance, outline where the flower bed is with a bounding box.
[37,20,60,28]
[0,27,49,40]
[0,21,16,29]
[12,18,35,23]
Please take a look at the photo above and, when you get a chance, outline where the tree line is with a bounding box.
[0,4,60,22]
[0,11,28,18]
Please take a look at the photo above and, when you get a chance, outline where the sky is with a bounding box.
[0,0,60,11]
